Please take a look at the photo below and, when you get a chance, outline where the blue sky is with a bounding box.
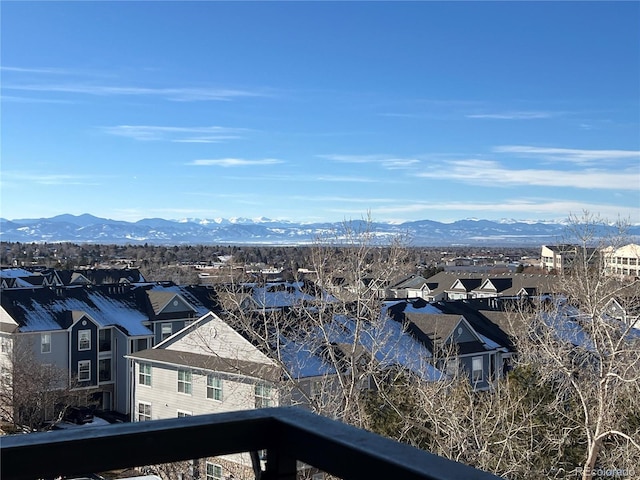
[2,1,639,225]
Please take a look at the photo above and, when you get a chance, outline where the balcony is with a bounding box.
[1,407,502,480]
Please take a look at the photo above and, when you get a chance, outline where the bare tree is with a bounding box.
[0,337,77,432]
[506,212,640,480]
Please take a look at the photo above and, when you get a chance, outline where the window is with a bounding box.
[205,462,223,480]
[99,358,111,382]
[255,383,273,408]
[41,333,51,353]
[160,323,172,341]
[207,375,222,401]
[472,356,483,383]
[177,410,192,418]
[0,338,8,354]
[78,360,91,382]
[98,329,111,352]
[78,329,91,351]
[178,369,192,394]
[138,402,151,422]
[139,362,152,386]
[445,359,459,377]
[137,338,148,351]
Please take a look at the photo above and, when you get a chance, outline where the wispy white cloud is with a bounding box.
[494,145,640,164]
[319,154,419,169]
[0,66,73,75]
[417,159,639,190]
[290,195,396,203]
[4,83,267,101]
[466,111,560,120]
[0,95,74,104]
[189,158,284,167]
[314,175,381,183]
[2,171,98,186]
[101,125,246,143]
[360,199,640,223]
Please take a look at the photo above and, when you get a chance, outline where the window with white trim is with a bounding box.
[78,329,91,351]
[472,356,483,383]
[205,462,223,480]
[255,383,273,408]
[178,369,192,394]
[138,401,151,421]
[78,360,91,382]
[139,362,152,386]
[41,333,51,353]
[160,323,172,341]
[207,374,222,401]
[177,410,192,418]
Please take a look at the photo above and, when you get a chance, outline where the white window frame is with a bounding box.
[41,333,51,354]
[255,383,273,408]
[177,410,192,418]
[139,362,152,386]
[138,401,151,422]
[472,356,484,383]
[78,329,91,351]
[78,360,91,382]
[207,374,223,401]
[160,323,173,341]
[178,369,192,395]
[205,462,223,480]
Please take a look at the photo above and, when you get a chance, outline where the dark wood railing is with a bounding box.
[1,407,503,480]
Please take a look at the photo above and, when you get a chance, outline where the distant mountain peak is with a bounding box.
[1,214,635,246]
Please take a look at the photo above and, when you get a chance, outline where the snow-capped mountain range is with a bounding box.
[1,214,637,246]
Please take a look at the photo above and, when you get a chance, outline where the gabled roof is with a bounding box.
[477,278,512,293]
[405,313,463,345]
[447,278,483,292]
[57,268,146,286]
[146,290,197,317]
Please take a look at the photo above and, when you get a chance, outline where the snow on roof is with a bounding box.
[6,288,152,335]
[402,302,443,314]
[245,281,329,309]
[0,268,35,278]
[277,335,337,378]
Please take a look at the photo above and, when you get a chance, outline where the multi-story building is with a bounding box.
[602,243,640,278]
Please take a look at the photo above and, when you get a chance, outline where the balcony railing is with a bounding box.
[1,407,503,480]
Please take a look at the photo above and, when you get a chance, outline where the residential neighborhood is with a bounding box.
[0,241,638,479]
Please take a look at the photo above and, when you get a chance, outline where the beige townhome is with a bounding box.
[128,311,280,479]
